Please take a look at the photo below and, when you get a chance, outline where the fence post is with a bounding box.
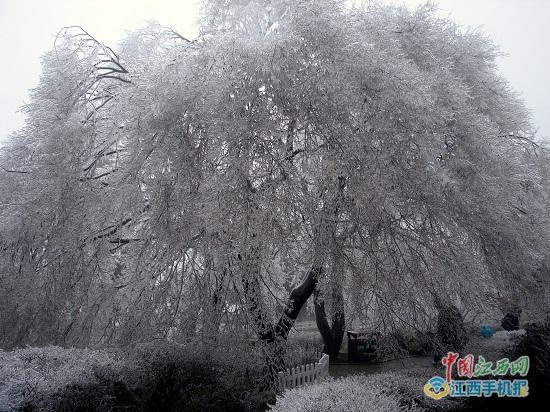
[277,353,329,393]
[278,371,285,391]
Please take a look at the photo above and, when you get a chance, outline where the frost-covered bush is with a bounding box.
[270,369,464,412]
[432,304,468,361]
[465,320,547,410]
[270,374,406,412]
[284,335,324,367]
[0,346,120,411]
[122,339,271,411]
[0,341,271,411]
[506,316,550,398]
[392,330,430,356]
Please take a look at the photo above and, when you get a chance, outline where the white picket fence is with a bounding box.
[278,353,329,391]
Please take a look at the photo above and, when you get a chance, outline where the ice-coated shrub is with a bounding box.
[464,320,547,410]
[270,369,464,412]
[121,338,271,411]
[270,374,406,412]
[506,316,550,399]
[388,330,431,358]
[432,304,468,361]
[0,339,271,411]
[0,346,121,411]
[284,335,324,367]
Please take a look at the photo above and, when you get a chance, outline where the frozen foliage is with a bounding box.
[1,0,549,407]
[0,346,119,411]
[0,341,272,411]
[271,374,406,412]
[432,303,468,358]
[270,369,463,412]
[0,0,549,360]
[465,321,547,409]
[507,317,550,397]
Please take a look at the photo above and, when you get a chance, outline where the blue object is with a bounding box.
[481,325,493,338]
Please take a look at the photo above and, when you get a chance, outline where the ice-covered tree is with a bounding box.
[1,0,548,368]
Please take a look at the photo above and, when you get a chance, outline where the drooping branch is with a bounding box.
[55,26,131,123]
[239,251,276,341]
[0,165,29,174]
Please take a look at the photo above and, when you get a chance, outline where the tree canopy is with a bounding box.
[1,0,548,351]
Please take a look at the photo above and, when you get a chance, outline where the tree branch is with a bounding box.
[0,165,29,174]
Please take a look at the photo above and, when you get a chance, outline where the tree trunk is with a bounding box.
[262,266,323,390]
[273,267,324,340]
[314,280,346,360]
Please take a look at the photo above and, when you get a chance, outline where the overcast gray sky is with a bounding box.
[0,0,549,143]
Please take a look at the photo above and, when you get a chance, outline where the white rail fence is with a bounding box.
[278,353,329,391]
